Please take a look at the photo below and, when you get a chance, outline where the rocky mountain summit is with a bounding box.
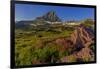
[36,11,61,22]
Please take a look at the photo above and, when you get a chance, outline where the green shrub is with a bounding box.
[31,46,59,63]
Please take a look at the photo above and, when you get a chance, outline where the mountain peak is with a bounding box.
[36,11,61,22]
[47,10,55,14]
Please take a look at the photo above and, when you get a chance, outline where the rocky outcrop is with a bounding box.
[55,24,94,50]
[57,24,95,62]
[70,24,94,49]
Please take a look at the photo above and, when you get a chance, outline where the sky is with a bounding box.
[15,4,95,22]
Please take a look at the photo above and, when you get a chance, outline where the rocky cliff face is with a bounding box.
[36,11,61,22]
